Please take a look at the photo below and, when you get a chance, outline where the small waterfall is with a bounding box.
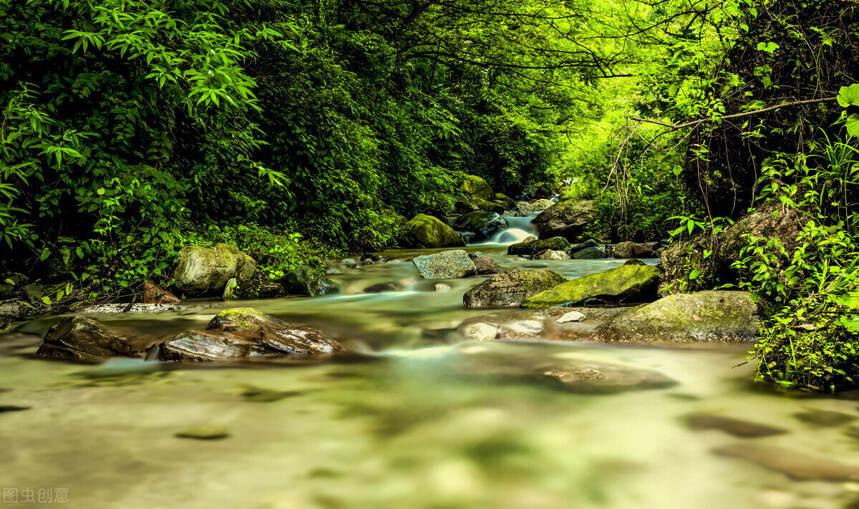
[472,213,539,246]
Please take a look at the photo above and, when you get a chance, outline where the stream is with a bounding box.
[2,213,859,508]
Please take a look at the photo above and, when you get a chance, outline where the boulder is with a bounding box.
[413,250,476,280]
[463,269,565,308]
[160,308,342,361]
[517,199,554,213]
[142,281,180,304]
[494,193,516,210]
[282,266,339,296]
[534,199,596,240]
[612,241,659,259]
[452,211,508,241]
[173,244,256,296]
[597,291,759,342]
[535,250,570,260]
[36,317,145,362]
[713,443,859,481]
[568,238,599,252]
[236,276,287,299]
[472,256,502,275]
[461,175,494,202]
[571,246,606,259]
[507,236,571,257]
[522,264,659,308]
[363,282,402,293]
[471,197,506,214]
[660,203,799,294]
[401,214,465,248]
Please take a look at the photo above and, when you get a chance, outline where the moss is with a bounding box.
[401,214,465,248]
[461,174,494,201]
[522,264,658,308]
[463,269,565,308]
[507,236,571,256]
[597,291,759,342]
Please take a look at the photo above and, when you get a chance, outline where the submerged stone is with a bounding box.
[282,266,339,296]
[463,270,565,308]
[539,365,676,394]
[597,290,759,342]
[571,246,606,259]
[241,385,301,403]
[413,250,476,280]
[175,426,230,440]
[684,413,787,437]
[523,264,658,308]
[0,405,29,413]
[713,443,859,481]
[794,410,856,427]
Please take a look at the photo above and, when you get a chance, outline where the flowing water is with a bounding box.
[2,214,859,509]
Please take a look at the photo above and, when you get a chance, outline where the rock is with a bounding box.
[160,308,342,361]
[434,283,452,292]
[142,281,180,304]
[461,322,499,341]
[534,199,596,240]
[282,266,339,296]
[597,291,759,342]
[571,246,606,259]
[472,256,502,275]
[236,276,286,299]
[471,197,506,214]
[557,311,586,323]
[624,259,646,266]
[79,303,182,314]
[413,250,476,280]
[173,244,256,296]
[713,443,859,481]
[535,250,569,260]
[401,214,465,248]
[517,199,555,213]
[0,299,28,319]
[660,203,800,294]
[463,270,565,308]
[494,193,516,210]
[175,426,229,440]
[523,264,659,308]
[452,211,508,241]
[36,316,145,362]
[498,319,544,337]
[461,174,494,202]
[684,413,787,437]
[222,278,239,301]
[568,238,599,252]
[507,236,571,257]
[793,410,856,427]
[342,258,359,269]
[364,282,402,293]
[612,241,659,259]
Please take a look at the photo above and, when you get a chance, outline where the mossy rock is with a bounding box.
[461,175,494,201]
[401,214,465,248]
[471,197,506,214]
[522,264,658,308]
[597,291,759,342]
[173,243,256,296]
[463,269,565,308]
[494,192,516,209]
[508,236,571,256]
[534,199,597,240]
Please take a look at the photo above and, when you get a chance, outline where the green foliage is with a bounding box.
[733,133,859,391]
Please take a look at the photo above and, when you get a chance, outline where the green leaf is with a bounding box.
[837,84,859,108]
[846,114,859,137]
[41,296,52,306]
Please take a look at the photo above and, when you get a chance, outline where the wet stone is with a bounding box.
[684,413,787,437]
[241,385,301,403]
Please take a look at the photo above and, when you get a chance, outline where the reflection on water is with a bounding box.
[1,243,858,509]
